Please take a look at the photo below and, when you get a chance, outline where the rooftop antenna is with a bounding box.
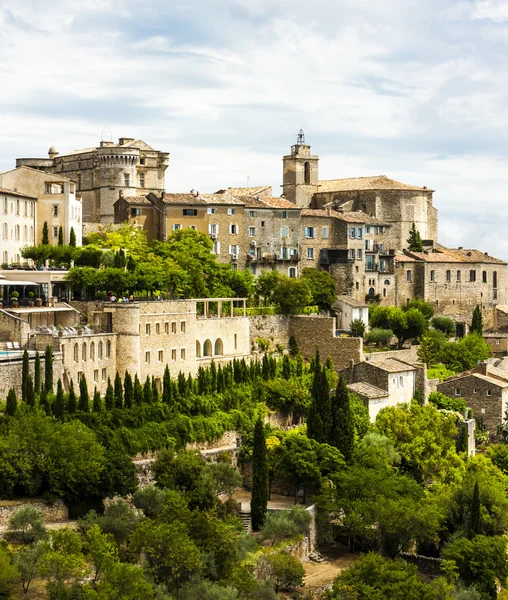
[101,125,112,142]
[296,129,305,145]
[247,175,250,187]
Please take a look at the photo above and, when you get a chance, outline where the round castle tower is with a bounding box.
[108,303,141,377]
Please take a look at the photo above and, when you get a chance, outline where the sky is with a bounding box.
[1,0,508,256]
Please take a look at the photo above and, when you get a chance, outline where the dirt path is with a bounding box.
[303,547,360,589]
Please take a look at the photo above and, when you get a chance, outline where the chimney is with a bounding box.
[119,137,135,145]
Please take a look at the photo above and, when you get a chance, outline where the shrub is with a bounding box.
[366,328,394,347]
[431,316,455,336]
[350,319,366,338]
[428,391,466,413]
[256,338,270,352]
[7,505,47,544]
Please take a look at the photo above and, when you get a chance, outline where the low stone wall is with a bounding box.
[0,352,63,399]
[401,553,443,578]
[0,309,31,344]
[0,499,68,527]
[364,345,420,363]
[248,315,291,350]
[186,430,239,451]
[265,410,303,429]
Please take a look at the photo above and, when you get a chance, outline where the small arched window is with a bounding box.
[304,161,310,185]
[98,341,103,359]
[82,342,87,361]
[74,343,79,362]
[384,279,390,285]
[214,338,223,356]
[196,340,201,358]
[288,267,297,278]
[368,287,375,298]
[406,270,412,283]
[90,342,95,361]
[203,339,212,357]
[106,340,111,358]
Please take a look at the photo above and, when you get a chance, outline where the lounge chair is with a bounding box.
[13,342,20,350]
[6,342,13,350]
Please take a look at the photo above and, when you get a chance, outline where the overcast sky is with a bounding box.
[1,0,507,256]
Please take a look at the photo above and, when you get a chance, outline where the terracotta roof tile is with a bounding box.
[403,246,506,265]
[241,196,299,210]
[215,185,272,196]
[0,186,37,200]
[366,357,417,373]
[315,175,433,193]
[335,296,369,308]
[348,382,388,398]
[301,209,387,225]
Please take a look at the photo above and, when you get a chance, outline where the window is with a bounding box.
[90,342,95,361]
[455,388,461,396]
[102,368,107,382]
[470,270,476,282]
[227,208,235,215]
[356,281,359,289]
[53,204,59,217]
[446,270,451,282]
[229,245,239,255]
[172,322,177,333]
[139,173,145,188]
[172,349,177,361]
[304,161,310,184]
[183,209,198,216]
[213,241,220,255]
[349,227,356,239]
[249,227,255,236]
[307,248,314,259]
[164,322,169,334]
[106,340,111,358]
[74,343,79,362]
[406,270,412,283]
[487,389,492,397]
[304,227,315,238]
[430,270,435,282]
[209,223,218,236]
[181,348,186,359]
[23,201,27,217]
[288,267,297,278]
[98,341,103,359]
[249,210,255,217]
[172,224,182,231]
[497,339,501,345]
[322,226,329,239]
[357,249,362,260]
[356,227,363,239]
[282,210,287,219]
[145,351,150,364]
[482,270,487,283]
[45,182,64,194]
[155,323,160,335]
[229,224,238,234]
[145,323,151,335]
[261,221,265,227]
[181,321,186,333]
[234,333,237,350]
[158,350,163,362]
[399,376,404,387]
[124,174,130,187]
[494,271,498,288]
[77,371,83,383]
[2,223,6,240]
[457,270,461,282]
[281,226,288,238]
[82,343,87,361]
[349,249,355,260]
[207,207,215,215]
[140,158,145,165]
[131,208,141,217]
[94,370,99,383]
[2,198,7,215]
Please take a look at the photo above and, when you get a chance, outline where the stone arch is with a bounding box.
[106,340,111,358]
[98,341,103,359]
[196,340,201,358]
[203,339,212,357]
[74,343,79,362]
[304,161,310,185]
[90,342,95,361]
[368,287,375,298]
[214,338,223,356]
[82,342,87,361]
[384,279,390,285]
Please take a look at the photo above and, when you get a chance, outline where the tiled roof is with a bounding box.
[122,195,151,205]
[301,209,387,225]
[242,196,298,210]
[367,357,417,373]
[403,246,506,265]
[215,185,272,196]
[335,295,369,308]
[161,193,245,206]
[469,373,508,388]
[315,175,433,193]
[0,186,37,200]
[348,382,388,398]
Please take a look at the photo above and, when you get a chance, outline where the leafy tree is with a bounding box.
[407,222,424,252]
[13,540,45,595]
[255,270,282,306]
[251,418,269,531]
[95,562,155,599]
[177,579,239,600]
[205,461,242,498]
[80,498,139,546]
[272,277,312,314]
[42,221,49,245]
[350,318,366,338]
[471,305,483,336]
[467,481,481,539]
[68,379,77,413]
[105,378,114,410]
[301,268,336,309]
[432,316,455,336]
[7,505,47,544]
[34,350,41,395]
[84,524,119,586]
[260,506,311,546]
[54,378,65,418]
[86,223,149,261]
[443,535,508,599]
[58,225,64,246]
[417,329,448,366]
[366,328,394,347]
[92,387,102,413]
[79,374,89,412]
[114,372,123,409]
[402,299,434,320]
[263,551,305,594]
[404,308,428,341]
[443,334,490,373]
[5,388,17,416]
[69,226,76,247]
[44,345,54,393]
[330,376,355,462]
[428,391,466,413]
[0,544,19,600]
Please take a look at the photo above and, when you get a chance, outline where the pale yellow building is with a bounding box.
[0,187,37,265]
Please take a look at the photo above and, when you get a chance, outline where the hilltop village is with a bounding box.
[1,133,508,598]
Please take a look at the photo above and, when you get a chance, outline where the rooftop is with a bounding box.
[315,175,433,193]
[402,245,506,265]
[347,382,388,398]
[301,208,387,225]
[366,357,417,373]
[335,295,369,308]
[0,186,37,200]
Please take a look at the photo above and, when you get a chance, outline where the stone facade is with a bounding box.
[16,138,169,223]
[484,332,508,357]
[248,315,291,350]
[0,187,36,265]
[0,351,62,399]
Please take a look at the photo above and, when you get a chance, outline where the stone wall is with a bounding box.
[0,309,31,343]
[289,315,363,371]
[0,499,68,527]
[0,352,63,399]
[400,553,443,578]
[248,315,291,350]
[364,346,420,363]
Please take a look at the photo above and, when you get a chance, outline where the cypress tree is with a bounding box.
[34,350,41,396]
[124,371,133,408]
[105,378,114,410]
[114,372,123,409]
[471,305,483,336]
[468,481,481,539]
[143,376,153,404]
[210,361,217,391]
[330,375,355,462]
[44,346,53,393]
[413,388,423,406]
[69,227,76,247]
[68,379,77,413]
[407,222,424,252]
[162,365,172,404]
[25,375,35,409]
[319,366,332,442]
[133,374,143,406]
[217,365,224,393]
[251,418,269,531]
[262,354,270,380]
[296,352,304,377]
[269,355,277,379]
[308,352,326,444]
[78,375,89,412]
[177,371,187,397]
[152,377,159,403]
[54,379,65,418]
[186,373,193,396]
[282,354,291,380]
[57,225,64,246]
[92,387,102,413]
[40,383,51,415]
[21,349,29,401]
[42,221,49,245]
[5,388,17,416]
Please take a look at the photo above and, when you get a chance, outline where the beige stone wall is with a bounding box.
[0,351,63,399]
[0,499,68,527]
[0,309,31,343]
[0,190,36,265]
[248,315,291,350]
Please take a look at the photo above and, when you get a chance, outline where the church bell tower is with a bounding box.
[282,130,319,208]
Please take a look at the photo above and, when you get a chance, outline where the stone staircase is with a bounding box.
[238,502,251,531]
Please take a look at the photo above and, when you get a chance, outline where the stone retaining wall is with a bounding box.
[401,553,443,578]
[0,499,68,527]
[248,315,291,350]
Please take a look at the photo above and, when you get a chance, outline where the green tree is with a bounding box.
[44,345,54,393]
[79,374,89,412]
[5,388,17,416]
[25,374,35,408]
[205,461,243,498]
[443,334,490,373]
[42,221,49,245]
[255,270,281,306]
[0,544,19,600]
[417,329,448,367]
[34,350,41,395]
[133,374,143,406]
[301,268,336,309]
[68,379,77,413]
[7,505,47,544]
[13,540,45,595]
[264,551,305,594]
[251,418,269,531]
[69,226,76,247]
[163,365,172,405]
[467,481,481,540]
[471,305,483,336]
[105,378,114,410]
[114,372,123,409]
[22,348,29,401]
[143,375,153,404]
[84,524,119,586]
[124,371,133,409]
[57,225,64,246]
[402,299,434,320]
[95,562,155,600]
[272,276,312,314]
[330,376,355,462]
[92,387,102,413]
[407,222,424,252]
[54,379,65,418]
[40,384,51,415]
[432,316,455,336]
[177,579,239,600]
[350,318,366,338]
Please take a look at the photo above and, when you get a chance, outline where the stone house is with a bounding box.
[437,363,508,436]
[483,332,508,357]
[16,138,169,223]
[0,186,37,265]
[333,296,369,332]
[0,167,82,247]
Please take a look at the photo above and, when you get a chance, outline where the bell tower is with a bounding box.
[282,130,319,207]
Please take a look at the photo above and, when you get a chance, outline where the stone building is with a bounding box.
[483,332,508,357]
[16,138,169,224]
[437,363,508,437]
[333,296,369,332]
[0,167,82,246]
[0,186,36,265]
